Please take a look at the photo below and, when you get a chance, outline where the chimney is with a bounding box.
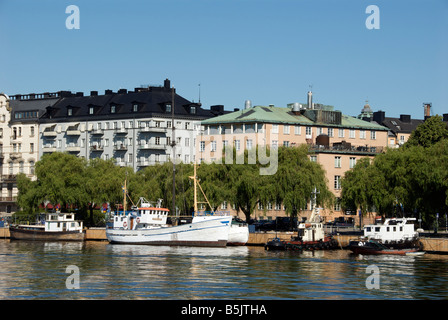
[90,91,98,96]
[399,114,411,123]
[373,110,385,124]
[244,100,252,109]
[307,91,313,109]
[443,113,448,122]
[164,78,171,89]
[423,103,431,118]
[105,89,113,95]
[117,89,127,94]
[292,102,301,115]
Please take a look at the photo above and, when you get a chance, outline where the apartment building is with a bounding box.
[198,95,389,222]
[0,79,226,215]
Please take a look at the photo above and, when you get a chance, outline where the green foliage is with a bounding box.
[17,147,334,225]
[341,120,448,229]
[405,115,448,148]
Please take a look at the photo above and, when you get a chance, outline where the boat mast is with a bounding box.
[123,175,127,214]
[171,86,176,217]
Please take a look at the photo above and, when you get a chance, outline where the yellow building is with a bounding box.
[197,99,389,224]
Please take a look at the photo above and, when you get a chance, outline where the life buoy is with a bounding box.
[123,221,127,228]
[136,217,140,223]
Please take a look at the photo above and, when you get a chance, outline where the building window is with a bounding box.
[272,124,279,134]
[294,125,301,135]
[349,157,357,169]
[234,140,240,151]
[155,137,161,145]
[334,198,341,211]
[283,125,290,135]
[360,130,366,139]
[328,128,334,137]
[221,201,228,210]
[211,141,217,152]
[246,139,253,150]
[334,176,341,189]
[317,127,323,135]
[89,107,94,115]
[200,141,205,152]
[349,129,355,139]
[185,138,190,147]
[29,161,35,175]
[110,105,116,113]
[338,129,344,138]
[67,108,73,116]
[371,130,376,140]
[30,143,34,153]
[190,106,196,114]
[334,156,341,168]
[133,104,139,112]
[310,155,317,162]
[30,127,35,136]
[283,141,289,147]
[272,140,278,148]
[306,126,312,136]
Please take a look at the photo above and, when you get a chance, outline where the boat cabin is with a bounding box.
[45,212,83,232]
[363,218,418,242]
[111,198,170,230]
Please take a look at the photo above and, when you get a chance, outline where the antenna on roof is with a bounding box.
[198,83,201,103]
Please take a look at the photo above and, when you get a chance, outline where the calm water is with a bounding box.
[0,239,448,300]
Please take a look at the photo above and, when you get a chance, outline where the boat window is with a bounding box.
[375,227,380,232]
[387,227,390,232]
[400,227,403,231]
[365,227,371,232]
[66,215,72,220]
[393,227,396,232]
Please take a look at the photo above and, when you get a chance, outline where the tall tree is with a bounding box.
[405,115,448,148]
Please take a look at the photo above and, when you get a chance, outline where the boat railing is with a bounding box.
[194,211,231,217]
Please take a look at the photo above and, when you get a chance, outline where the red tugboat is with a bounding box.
[265,207,338,251]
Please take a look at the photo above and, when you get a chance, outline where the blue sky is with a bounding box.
[0,0,446,119]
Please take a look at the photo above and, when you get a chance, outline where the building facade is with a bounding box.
[198,96,389,223]
[0,79,226,215]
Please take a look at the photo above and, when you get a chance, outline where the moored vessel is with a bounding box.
[265,207,338,251]
[348,217,424,255]
[106,164,231,247]
[228,218,249,246]
[9,212,84,241]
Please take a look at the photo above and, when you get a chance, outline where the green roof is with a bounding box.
[202,105,389,131]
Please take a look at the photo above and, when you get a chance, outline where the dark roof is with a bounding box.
[381,116,425,134]
[37,80,228,123]
[9,97,61,123]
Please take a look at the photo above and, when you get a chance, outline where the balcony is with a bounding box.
[66,124,81,136]
[66,146,81,152]
[90,145,104,152]
[2,175,16,182]
[43,146,57,153]
[138,143,166,150]
[308,143,384,155]
[43,130,57,137]
[114,127,128,134]
[0,196,17,202]
[91,129,104,135]
[113,144,127,151]
[10,152,22,160]
[139,126,167,133]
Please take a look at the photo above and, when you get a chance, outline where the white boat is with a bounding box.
[348,217,424,255]
[228,218,249,246]
[106,165,231,247]
[10,212,84,241]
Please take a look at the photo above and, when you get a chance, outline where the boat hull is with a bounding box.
[9,226,85,241]
[227,224,249,246]
[348,239,423,255]
[265,236,338,251]
[106,215,230,247]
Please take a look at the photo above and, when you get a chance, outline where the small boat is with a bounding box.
[265,207,338,251]
[9,212,84,241]
[106,164,231,247]
[228,218,249,246]
[348,217,424,255]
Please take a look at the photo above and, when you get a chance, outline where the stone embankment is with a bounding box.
[1,228,448,254]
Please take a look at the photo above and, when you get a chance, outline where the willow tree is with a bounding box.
[266,145,334,225]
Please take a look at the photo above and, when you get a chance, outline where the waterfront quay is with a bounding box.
[1,227,448,254]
